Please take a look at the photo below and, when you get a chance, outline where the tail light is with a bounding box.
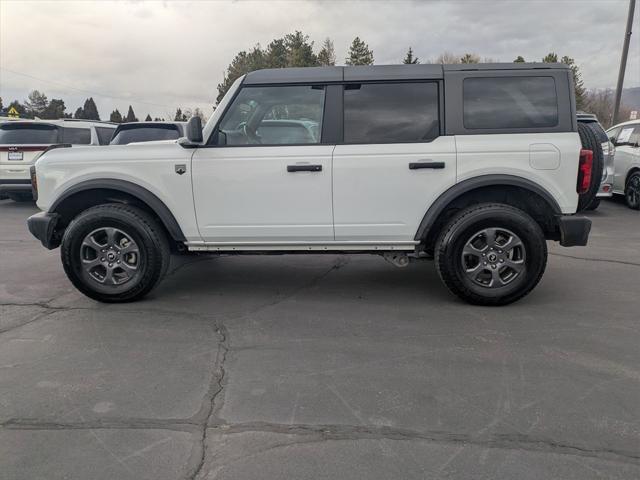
[30,165,38,202]
[577,149,593,194]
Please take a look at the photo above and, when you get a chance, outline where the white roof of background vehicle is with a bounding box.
[0,118,117,128]
[608,119,640,130]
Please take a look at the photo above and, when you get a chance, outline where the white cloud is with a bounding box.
[1,0,638,120]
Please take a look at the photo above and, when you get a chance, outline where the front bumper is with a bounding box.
[27,212,61,249]
[557,215,591,247]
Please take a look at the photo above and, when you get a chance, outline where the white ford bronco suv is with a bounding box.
[27,63,593,305]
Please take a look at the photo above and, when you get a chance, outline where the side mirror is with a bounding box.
[186,116,203,143]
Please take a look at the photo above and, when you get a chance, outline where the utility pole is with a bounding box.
[613,0,636,125]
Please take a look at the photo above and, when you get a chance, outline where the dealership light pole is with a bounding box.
[613,0,636,124]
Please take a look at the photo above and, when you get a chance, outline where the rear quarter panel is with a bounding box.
[455,132,581,213]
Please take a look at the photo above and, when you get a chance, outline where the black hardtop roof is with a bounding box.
[243,62,570,85]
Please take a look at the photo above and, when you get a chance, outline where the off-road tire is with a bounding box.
[625,171,640,210]
[577,122,604,211]
[61,203,170,303]
[585,198,601,211]
[435,203,547,306]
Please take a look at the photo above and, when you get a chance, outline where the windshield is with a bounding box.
[0,123,60,144]
[110,125,181,145]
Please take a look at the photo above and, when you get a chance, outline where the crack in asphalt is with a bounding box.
[549,252,640,267]
[3,417,638,466]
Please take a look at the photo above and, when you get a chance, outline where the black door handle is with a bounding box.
[409,161,445,170]
[287,164,322,172]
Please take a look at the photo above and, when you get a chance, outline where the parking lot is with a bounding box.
[0,198,639,479]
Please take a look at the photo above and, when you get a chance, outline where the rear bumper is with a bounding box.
[557,215,591,247]
[0,179,32,196]
[27,211,61,249]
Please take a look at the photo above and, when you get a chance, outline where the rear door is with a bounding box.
[332,81,456,242]
[0,123,61,181]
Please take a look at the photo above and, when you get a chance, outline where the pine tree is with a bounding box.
[542,52,558,63]
[41,99,66,119]
[403,47,419,64]
[109,109,123,123]
[318,38,336,66]
[561,55,586,110]
[174,108,187,121]
[124,105,138,123]
[0,97,3,112]
[284,31,318,67]
[25,90,49,117]
[81,97,100,120]
[346,37,374,66]
[145,114,152,121]
[513,55,526,63]
[74,107,84,119]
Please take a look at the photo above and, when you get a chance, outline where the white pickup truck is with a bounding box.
[27,63,593,305]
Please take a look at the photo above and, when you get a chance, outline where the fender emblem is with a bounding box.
[175,164,187,175]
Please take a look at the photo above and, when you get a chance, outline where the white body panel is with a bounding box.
[332,137,456,242]
[455,133,581,213]
[35,142,200,240]
[191,145,334,243]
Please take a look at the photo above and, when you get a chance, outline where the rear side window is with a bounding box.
[0,124,60,144]
[343,82,439,143]
[463,77,558,129]
[110,125,181,145]
[95,127,115,145]
[62,127,92,144]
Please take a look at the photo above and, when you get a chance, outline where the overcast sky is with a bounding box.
[1,0,638,120]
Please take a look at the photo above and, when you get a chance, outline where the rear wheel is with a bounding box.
[625,172,640,210]
[61,203,170,302]
[435,203,547,306]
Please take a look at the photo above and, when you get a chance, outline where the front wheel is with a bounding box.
[435,204,547,306]
[625,172,640,210]
[61,203,170,303]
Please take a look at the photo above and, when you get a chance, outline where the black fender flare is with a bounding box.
[414,174,562,241]
[49,179,187,242]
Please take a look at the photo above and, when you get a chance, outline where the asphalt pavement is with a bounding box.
[1,198,639,479]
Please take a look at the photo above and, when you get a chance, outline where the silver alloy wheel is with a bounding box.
[626,175,640,208]
[461,227,526,288]
[80,227,140,285]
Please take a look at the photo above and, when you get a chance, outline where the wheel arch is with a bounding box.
[49,179,187,246]
[415,175,562,252]
[625,166,640,186]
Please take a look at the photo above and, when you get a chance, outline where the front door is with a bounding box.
[192,84,334,244]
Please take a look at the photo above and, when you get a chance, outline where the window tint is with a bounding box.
[343,82,439,143]
[463,77,558,129]
[62,127,92,144]
[216,85,325,145]
[110,125,181,145]
[0,124,60,144]
[95,127,115,145]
